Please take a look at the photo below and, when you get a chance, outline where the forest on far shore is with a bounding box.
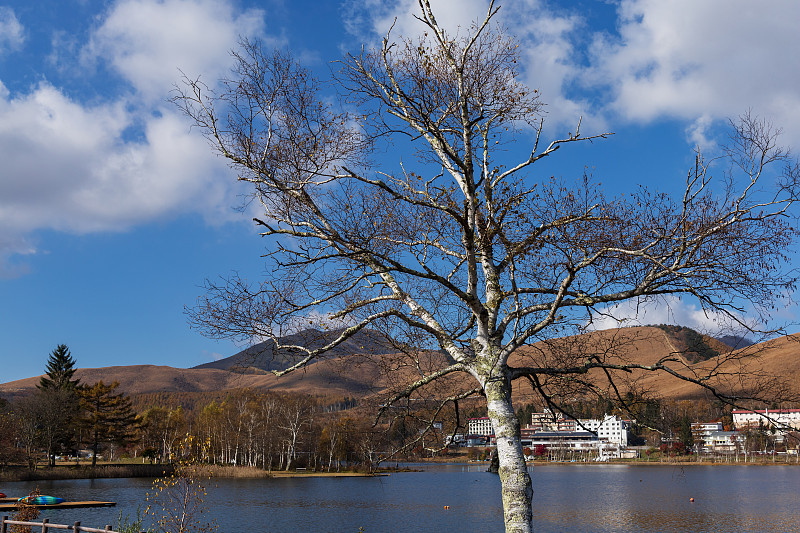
[1,343,796,473]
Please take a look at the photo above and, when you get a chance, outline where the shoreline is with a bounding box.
[1,458,795,482]
[526,460,799,467]
[269,471,390,478]
[0,463,405,482]
[412,456,800,468]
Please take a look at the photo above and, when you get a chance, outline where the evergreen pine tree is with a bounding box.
[78,381,139,467]
[38,344,80,390]
[679,415,695,451]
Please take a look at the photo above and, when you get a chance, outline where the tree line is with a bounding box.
[0,345,137,469]
[0,345,412,471]
[1,345,795,471]
[135,389,395,471]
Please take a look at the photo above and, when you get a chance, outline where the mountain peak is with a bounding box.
[192,328,396,373]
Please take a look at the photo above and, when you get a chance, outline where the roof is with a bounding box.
[731,408,800,414]
[529,431,597,438]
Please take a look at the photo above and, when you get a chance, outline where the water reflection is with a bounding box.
[1,465,797,532]
[530,465,800,533]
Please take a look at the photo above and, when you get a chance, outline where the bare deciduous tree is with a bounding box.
[279,394,315,470]
[174,1,799,531]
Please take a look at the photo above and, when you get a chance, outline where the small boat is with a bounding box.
[0,498,115,510]
[0,493,5,498]
[17,496,65,505]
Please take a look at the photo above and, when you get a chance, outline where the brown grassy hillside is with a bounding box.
[510,327,799,404]
[633,333,800,401]
[0,362,383,399]
[2,327,797,406]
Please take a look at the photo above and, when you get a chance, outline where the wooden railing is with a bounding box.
[0,517,122,533]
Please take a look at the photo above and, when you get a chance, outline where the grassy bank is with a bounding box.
[0,463,175,482]
[6,456,791,482]
[199,465,391,478]
[0,463,402,482]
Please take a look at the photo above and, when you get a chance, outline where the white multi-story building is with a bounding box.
[578,415,630,447]
[692,422,724,452]
[530,409,576,431]
[732,409,800,433]
[519,428,629,459]
[707,431,745,453]
[692,422,724,434]
[525,411,631,447]
[468,417,494,436]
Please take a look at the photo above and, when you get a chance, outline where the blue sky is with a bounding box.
[1,0,799,383]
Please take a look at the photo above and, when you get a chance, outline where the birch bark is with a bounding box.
[485,376,534,533]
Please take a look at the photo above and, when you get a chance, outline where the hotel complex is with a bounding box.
[453,407,800,458]
[731,408,800,432]
[462,410,633,458]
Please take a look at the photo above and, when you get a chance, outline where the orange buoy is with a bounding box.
[690,498,695,502]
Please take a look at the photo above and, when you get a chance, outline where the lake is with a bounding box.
[2,464,798,532]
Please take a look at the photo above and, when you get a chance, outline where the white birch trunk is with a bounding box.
[485,378,534,533]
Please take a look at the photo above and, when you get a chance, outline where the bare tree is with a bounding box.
[140,406,187,463]
[256,393,280,471]
[279,394,314,470]
[24,388,76,467]
[174,1,799,531]
[0,402,24,467]
[13,395,44,469]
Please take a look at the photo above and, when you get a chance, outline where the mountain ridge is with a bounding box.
[192,328,396,373]
[2,326,796,404]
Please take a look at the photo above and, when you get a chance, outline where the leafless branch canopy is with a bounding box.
[174,2,799,529]
[176,21,797,377]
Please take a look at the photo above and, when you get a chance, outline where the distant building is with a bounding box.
[466,435,491,447]
[519,411,631,457]
[463,412,631,454]
[520,429,627,459]
[578,415,631,447]
[530,409,576,432]
[732,409,800,434]
[526,431,598,450]
[706,431,745,454]
[445,433,466,446]
[468,417,494,437]
[528,411,630,446]
[692,422,724,452]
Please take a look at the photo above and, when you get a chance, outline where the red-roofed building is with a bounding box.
[732,408,800,434]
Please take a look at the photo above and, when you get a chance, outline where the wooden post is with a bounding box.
[1,515,7,533]
[73,521,81,533]
[42,518,49,533]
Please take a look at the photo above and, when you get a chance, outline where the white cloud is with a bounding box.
[0,7,24,55]
[590,0,800,145]
[587,295,733,334]
[507,2,597,130]
[0,0,272,274]
[0,82,130,234]
[685,113,715,150]
[5,0,799,279]
[0,81,240,237]
[341,0,599,130]
[346,1,800,146]
[343,0,489,41]
[0,234,36,280]
[83,0,266,102]
[202,350,226,362]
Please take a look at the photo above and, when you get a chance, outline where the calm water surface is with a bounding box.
[2,464,798,532]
